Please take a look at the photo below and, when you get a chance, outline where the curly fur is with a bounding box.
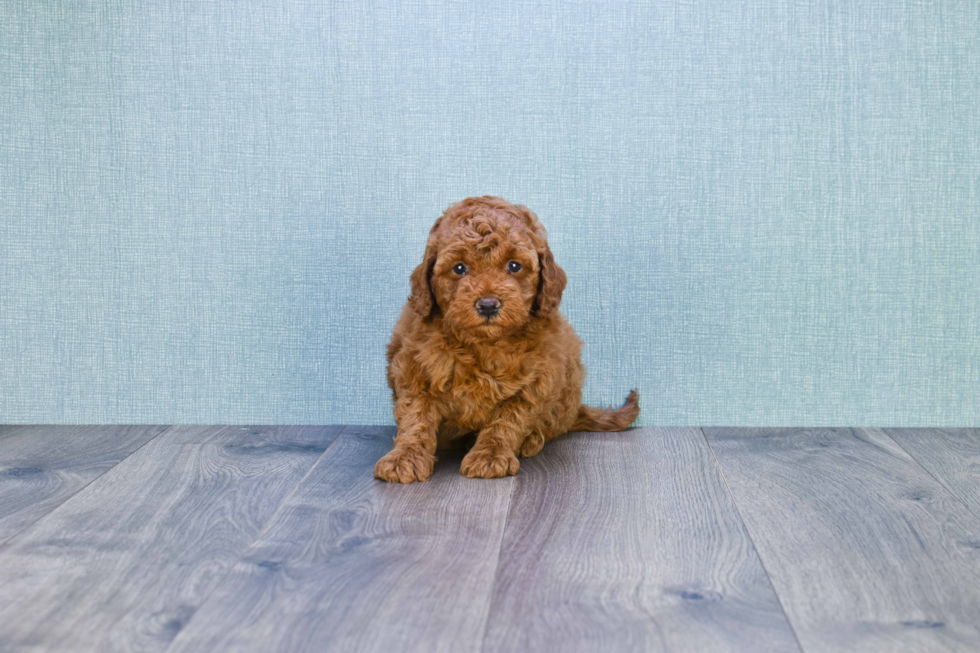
[374,196,639,483]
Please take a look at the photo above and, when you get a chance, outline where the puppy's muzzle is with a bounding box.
[476,297,501,318]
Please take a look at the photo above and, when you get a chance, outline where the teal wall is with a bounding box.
[2,1,978,426]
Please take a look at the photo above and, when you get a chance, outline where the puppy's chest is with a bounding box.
[429,351,526,427]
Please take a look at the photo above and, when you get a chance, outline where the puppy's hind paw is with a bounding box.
[374,447,435,483]
[518,432,545,458]
[460,447,520,479]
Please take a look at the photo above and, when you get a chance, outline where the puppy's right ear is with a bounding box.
[408,245,439,320]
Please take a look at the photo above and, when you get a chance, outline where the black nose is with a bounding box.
[476,297,501,317]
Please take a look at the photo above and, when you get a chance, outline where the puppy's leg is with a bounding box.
[460,398,534,479]
[374,397,439,483]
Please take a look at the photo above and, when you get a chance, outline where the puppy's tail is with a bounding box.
[571,389,640,432]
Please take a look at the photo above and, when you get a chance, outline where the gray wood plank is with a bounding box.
[885,429,980,520]
[0,425,167,545]
[0,425,342,653]
[704,427,980,653]
[482,428,800,653]
[166,426,516,653]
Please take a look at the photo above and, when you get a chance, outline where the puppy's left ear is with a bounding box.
[532,245,567,316]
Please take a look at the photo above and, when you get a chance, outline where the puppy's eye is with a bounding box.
[507,261,522,273]
[452,263,467,275]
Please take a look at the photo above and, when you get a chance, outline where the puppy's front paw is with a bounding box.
[374,447,435,483]
[460,447,520,479]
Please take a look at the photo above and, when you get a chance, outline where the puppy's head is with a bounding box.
[409,196,566,339]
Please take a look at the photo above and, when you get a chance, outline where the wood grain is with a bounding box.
[0,425,167,546]
[167,426,516,653]
[704,427,980,653]
[481,427,800,653]
[0,425,342,653]
[885,429,980,519]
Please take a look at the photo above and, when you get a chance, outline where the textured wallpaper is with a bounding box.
[1,0,978,426]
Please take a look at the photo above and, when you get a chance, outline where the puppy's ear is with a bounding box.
[408,245,439,320]
[532,245,567,316]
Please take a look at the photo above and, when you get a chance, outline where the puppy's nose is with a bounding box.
[476,297,501,317]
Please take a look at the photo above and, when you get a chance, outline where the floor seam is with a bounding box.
[874,427,980,523]
[698,427,809,653]
[158,424,349,653]
[0,424,176,550]
[475,471,520,653]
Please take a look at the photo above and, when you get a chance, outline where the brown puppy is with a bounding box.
[375,196,639,483]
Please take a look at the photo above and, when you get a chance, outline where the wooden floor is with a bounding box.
[1,426,979,652]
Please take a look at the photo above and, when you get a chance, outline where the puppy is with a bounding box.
[375,196,639,482]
